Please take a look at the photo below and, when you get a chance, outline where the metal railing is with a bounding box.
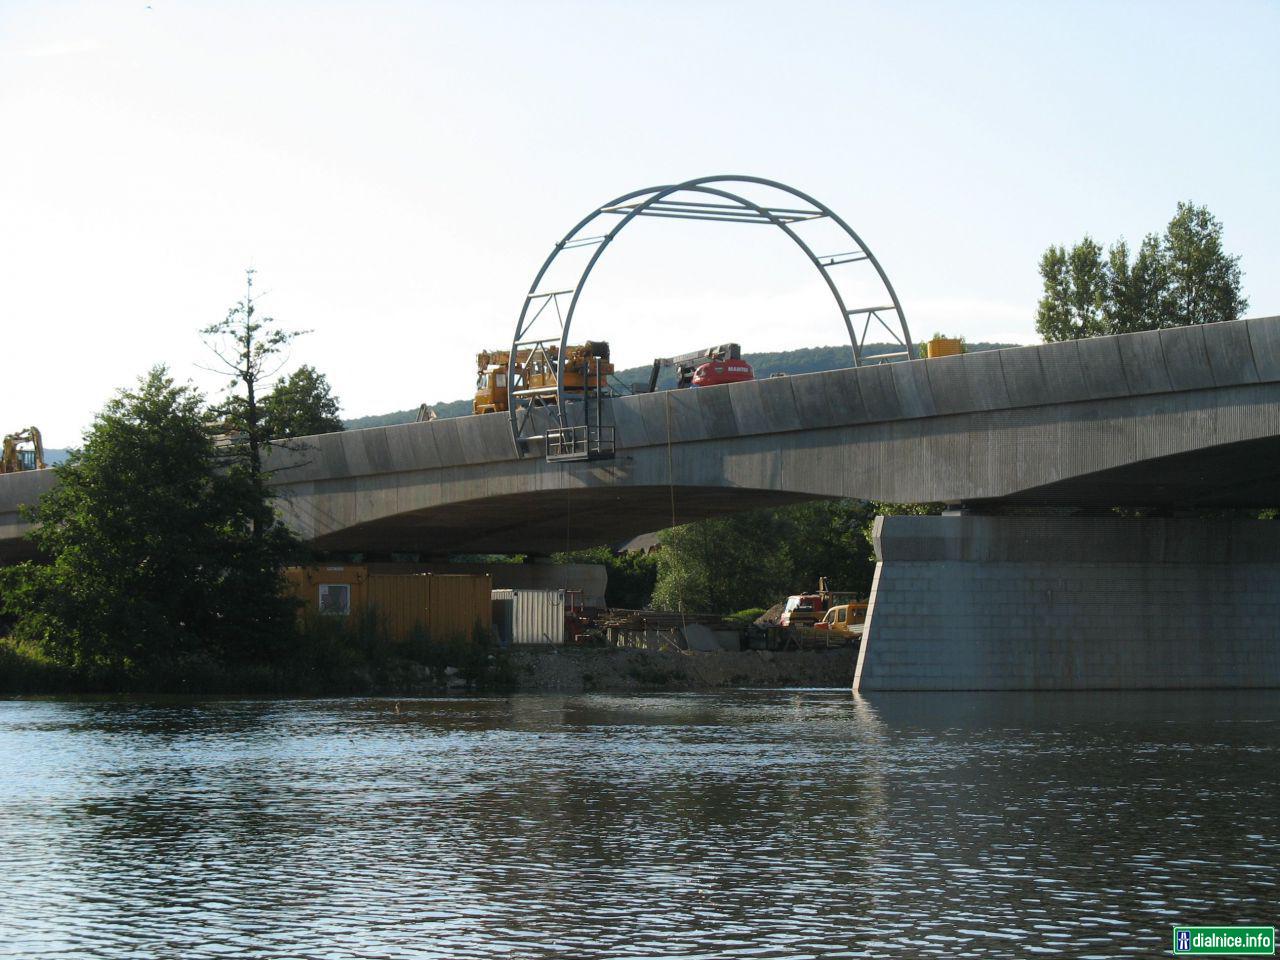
[545,424,616,462]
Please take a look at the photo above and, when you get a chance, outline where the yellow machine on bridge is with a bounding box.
[1,427,47,474]
[474,342,614,415]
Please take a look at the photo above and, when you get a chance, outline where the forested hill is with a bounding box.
[345,398,475,429]
[342,340,1022,430]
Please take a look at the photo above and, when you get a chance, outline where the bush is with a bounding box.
[0,368,300,676]
[0,636,79,694]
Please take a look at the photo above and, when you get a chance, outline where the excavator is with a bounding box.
[1,427,47,474]
[473,342,614,415]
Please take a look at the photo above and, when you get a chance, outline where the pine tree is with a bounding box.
[202,269,307,537]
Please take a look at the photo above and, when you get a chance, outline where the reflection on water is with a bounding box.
[1,691,1276,959]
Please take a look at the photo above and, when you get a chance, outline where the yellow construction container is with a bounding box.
[925,337,964,358]
[427,573,493,639]
[284,565,367,616]
[366,573,430,639]
[285,566,492,641]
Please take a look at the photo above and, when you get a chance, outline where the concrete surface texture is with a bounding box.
[2,316,1279,557]
[854,514,1280,691]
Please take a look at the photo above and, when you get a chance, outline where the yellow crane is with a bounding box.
[473,342,613,415]
[1,426,46,474]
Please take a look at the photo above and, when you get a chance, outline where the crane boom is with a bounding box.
[646,343,742,392]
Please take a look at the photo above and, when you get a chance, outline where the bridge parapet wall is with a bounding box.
[605,315,1278,452]
[262,315,1280,484]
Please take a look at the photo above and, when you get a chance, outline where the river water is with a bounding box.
[1,690,1276,959]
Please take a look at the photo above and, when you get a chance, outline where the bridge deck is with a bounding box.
[2,316,1278,557]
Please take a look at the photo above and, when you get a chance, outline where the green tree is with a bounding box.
[1105,234,1167,334]
[652,510,795,613]
[262,364,344,439]
[556,501,944,617]
[1036,203,1246,342]
[649,500,886,614]
[1163,201,1248,326]
[1035,237,1108,341]
[779,500,880,595]
[0,368,299,675]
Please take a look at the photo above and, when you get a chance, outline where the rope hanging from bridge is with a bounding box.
[664,391,689,638]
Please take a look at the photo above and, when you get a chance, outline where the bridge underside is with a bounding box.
[309,433,1280,556]
[968,435,1280,511]
[307,486,823,556]
[4,437,1277,563]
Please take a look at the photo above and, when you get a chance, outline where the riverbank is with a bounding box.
[509,647,855,692]
[0,637,855,696]
[266,646,857,695]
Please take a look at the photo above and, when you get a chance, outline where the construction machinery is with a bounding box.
[551,341,614,394]
[474,342,614,416]
[776,577,861,628]
[646,343,753,392]
[692,355,755,388]
[1,427,46,474]
[777,591,831,628]
[474,349,517,415]
[813,602,868,637]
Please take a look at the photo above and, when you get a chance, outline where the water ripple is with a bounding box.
[0,690,1277,959]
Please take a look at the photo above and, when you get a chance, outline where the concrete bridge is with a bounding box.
[2,316,1278,690]
[7,315,1277,557]
[254,313,1280,550]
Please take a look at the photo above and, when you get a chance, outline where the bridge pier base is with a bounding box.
[853,515,1280,691]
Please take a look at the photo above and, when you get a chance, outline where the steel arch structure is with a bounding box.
[507,175,913,458]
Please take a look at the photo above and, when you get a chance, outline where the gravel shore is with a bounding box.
[508,646,855,692]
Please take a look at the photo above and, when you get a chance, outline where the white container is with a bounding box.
[491,588,565,646]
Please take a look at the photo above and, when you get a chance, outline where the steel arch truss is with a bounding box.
[508,175,912,458]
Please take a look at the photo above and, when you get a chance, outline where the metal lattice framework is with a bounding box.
[508,175,912,457]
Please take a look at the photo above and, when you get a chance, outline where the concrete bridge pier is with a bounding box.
[853,515,1280,691]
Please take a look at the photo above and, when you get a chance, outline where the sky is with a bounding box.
[2,0,1277,445]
